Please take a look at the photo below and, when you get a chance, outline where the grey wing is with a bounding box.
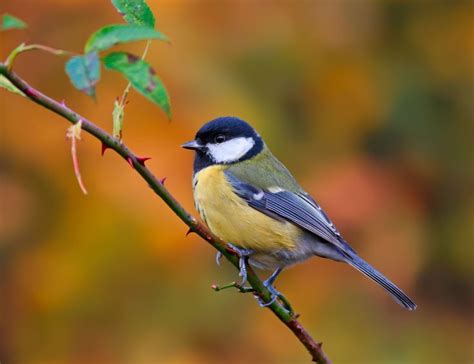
[225,171,356,255]
[225,171,419,311]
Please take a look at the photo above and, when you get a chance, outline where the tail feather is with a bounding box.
[344,252,417,311]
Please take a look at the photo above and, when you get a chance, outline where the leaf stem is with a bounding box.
[115,40,152,139]
[118,40,151,105]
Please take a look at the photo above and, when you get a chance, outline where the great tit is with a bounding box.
[182,116,416,311]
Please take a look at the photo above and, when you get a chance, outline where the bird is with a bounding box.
[182,116,416,311]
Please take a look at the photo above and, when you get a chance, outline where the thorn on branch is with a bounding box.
[160,177,167,185]
[185,228,194,236]
[127,157,134,168]
[101,142,110,156]
[136,156,151,166]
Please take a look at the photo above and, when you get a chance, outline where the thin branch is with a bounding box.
[5,43,71,68]
[66,120,88,195]
[0,62,332,364]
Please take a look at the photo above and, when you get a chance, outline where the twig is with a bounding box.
[0,62,332,364]
[114,40,152,139]
[66,120,88,195]
[211,281,255,293]
[5,43,71,69]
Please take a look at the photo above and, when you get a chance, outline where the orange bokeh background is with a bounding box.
[1,1,473,363]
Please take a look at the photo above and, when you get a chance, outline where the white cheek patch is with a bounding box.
[207,137,255,163]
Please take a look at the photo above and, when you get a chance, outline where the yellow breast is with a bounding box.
[193,165,300,252]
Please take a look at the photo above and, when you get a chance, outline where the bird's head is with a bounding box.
[182,117,264,168]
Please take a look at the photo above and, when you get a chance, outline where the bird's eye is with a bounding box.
[214,135,226,144]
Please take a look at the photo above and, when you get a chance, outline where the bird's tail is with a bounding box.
[343,252,417,311]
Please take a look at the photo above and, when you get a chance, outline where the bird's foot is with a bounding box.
[226,243,254,285]
[255,277,294,315]
[255,275,282,307]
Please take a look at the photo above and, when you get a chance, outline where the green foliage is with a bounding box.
[3,1,171,125]
[84,24,167,53]
[65,52,101,97]
[1,13,27,30]
[103,52,171,118]
[111,0,155,28]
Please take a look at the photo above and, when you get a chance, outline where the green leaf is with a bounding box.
[0,75,25,96]
[111,0,155,28]
[112,99,125,138]
[65,52,101,98]
[1,14,27,31]
[84,24,168,53]
[103,52,171,118]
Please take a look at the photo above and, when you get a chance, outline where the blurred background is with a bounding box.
[1,1,473,363]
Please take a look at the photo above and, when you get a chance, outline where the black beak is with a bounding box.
[181,140,205,151]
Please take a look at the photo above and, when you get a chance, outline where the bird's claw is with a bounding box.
[214,246,293,314]
[256,292,278,307]
[215,251,222,266]
[227,243,253,285]
[256,272,294,315]
[238,255,248,285]
[256,280,282,307]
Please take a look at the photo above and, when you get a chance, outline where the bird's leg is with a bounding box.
[213,247,293,313]
[264,267,283,288]
[257,267,283,307]
[256,267,295,314]
[227,243,254,285]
